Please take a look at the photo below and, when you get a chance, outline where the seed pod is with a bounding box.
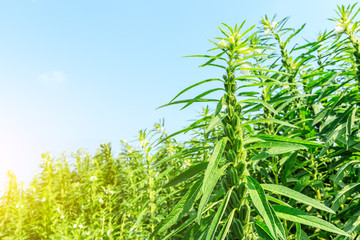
[221,179,229,192]
[225,152,231,162]
[236,104,242,115]
[228,73,235,82]
[240,204,251,225]
[232,115,240,129]
[229,167,239,186]
[221,118,228,126]
[228,105,235,117]
[236,162,246,176]
[225,124,235,141]
[231,218,244,238]
[228,150,237,163]
[231,97,237,106]
[225,94,231,103]
[231,83,236,92]
[230,190,241,207]
[224,126,230,138]
[224,82,229,92]
[240,151,247,162]
[237,181,247,200]
[234,137,242,153]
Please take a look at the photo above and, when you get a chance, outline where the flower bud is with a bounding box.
[219,40,229,48]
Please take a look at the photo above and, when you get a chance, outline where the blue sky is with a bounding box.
[0,0,357,186]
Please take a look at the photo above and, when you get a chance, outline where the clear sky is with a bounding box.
[0,0,358,187]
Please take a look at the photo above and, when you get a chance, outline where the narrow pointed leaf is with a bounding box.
[162,214,197,240]
[206,113,226,134]
[153,146,211,167]
[239,99,278,115]
[216,208,236,240]
[205,188,233,240]
[343,215,360,235]
[332,183,360,212]
[240,118,298,128]
[151,179,203,238]
[269,204,286,240]
[346,107,357,146]
[262,184,335,214]
[198,163,230,223]
[164,162,208,188]
[169,78,222,103]
[181,88,224,110]
[203,138,228,193]
[273,205,349,237]
[331,160,360,185]
[252,134,323,148]
[249,141,307,155]
[255,221,276,240]
[296,223,310,240]
[158,98,218,109]
[280,152,298,183]
[247,176,277,238]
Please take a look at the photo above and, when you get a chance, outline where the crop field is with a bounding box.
[1,3,360,240]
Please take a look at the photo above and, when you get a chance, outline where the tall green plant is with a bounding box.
[152,12,352,240]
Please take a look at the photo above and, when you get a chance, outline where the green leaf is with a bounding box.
[203,138,228,193]
[343,215,360,236]
[151,179,203,238]
[237,82,298,90]
[185,51,227,67]
[262,184,335,214]
[184,54,226,61]
[169,78,222,103]
[273,205,349,236]
[249,141,307,155]
[205,188,233,240]
[155,123,208,147]
[255,221,276,240]
[215,208,236,240]
[280,152,298,183]
[296,223,310,240]
[153,146,211,167]
[266,194,292,207]
[269,204,286,240]
[183,216,213,240]
[214,96,225,116]
[332,183,360,212]
[198,163,230,223]
[269,93,315,104]
[252,134,323,148]
[239,99,278,115]
[240,118,298,128]
[319,123,346,156]
[162,213,197,240]
[331,160,360,185]
[163,162,208,188]
[129,207,147,237]
[158,98,218,109]
[247,176,277,238]
[181,88,224,110]
[346,107,357,146]
[206,113,226,134]
[237,67,292,76]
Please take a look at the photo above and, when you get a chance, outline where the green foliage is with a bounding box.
[0,122,206,239]
[2,3,360,240]
[152,3,360,240]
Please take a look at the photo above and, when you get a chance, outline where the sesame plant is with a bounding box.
[1,4,360,240]
[0,123,199,239]
[151,4,360,240]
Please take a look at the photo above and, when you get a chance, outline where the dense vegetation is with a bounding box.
[2,4,360,239]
